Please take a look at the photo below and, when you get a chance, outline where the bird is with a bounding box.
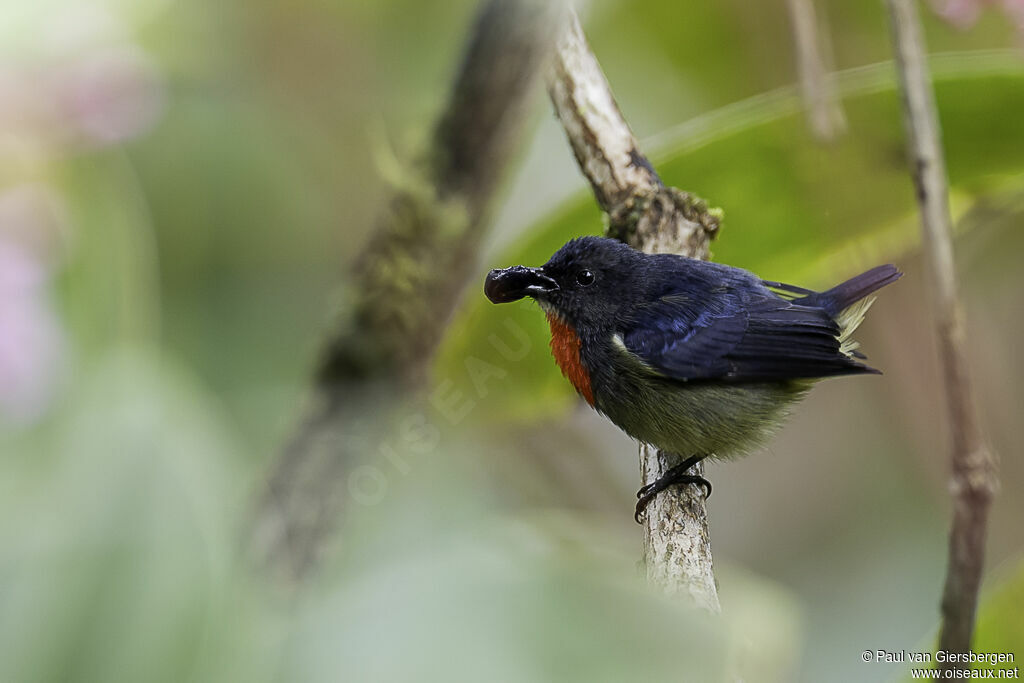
[483,236,902,522]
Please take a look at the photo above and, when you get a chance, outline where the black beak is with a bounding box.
[484,266,559,303]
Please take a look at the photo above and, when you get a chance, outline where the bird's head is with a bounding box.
[484,236,642,331]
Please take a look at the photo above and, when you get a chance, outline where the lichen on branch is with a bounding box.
[547,9,722,609]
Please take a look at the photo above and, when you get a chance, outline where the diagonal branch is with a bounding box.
[251,0,564,581]
[547,10,722,609]
[885,0,998,669]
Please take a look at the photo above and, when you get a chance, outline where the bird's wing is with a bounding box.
[621,289,876,382]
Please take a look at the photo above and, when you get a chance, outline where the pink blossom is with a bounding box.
[53,45,164,146]
[0,5,164,155]
[0,187,66,424]
[930,0,1024,33]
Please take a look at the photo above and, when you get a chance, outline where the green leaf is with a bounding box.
[972,557,1024,669]
[898,556,1024,680]
[435,52,1024,423]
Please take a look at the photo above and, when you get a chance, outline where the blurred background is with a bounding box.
[1,0,1022,681]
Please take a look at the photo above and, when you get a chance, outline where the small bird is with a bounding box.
[484,236,901,521]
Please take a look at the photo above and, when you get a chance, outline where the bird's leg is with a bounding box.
[635,454,711,523]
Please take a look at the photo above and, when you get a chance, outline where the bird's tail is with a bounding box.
[795,264,902,357]
[798,264,903,318]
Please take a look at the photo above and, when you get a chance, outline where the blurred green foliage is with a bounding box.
[1,350,805,682]
[973,559,1024,670]
[1,0,1022,681]
[899,558,1024,680]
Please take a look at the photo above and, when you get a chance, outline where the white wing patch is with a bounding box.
[612,332,659,373]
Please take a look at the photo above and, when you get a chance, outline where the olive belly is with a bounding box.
[595,375,812,458]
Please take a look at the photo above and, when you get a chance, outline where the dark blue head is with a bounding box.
[484,236,645,331]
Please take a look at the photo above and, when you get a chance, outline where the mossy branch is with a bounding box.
[252,0,564,580]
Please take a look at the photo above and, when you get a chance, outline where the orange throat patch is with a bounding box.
[545,312,595,406]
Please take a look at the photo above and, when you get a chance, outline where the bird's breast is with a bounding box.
[545,313,595,406]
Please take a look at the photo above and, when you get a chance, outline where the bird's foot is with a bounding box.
[634,457,711,523]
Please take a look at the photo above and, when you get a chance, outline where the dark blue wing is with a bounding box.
[622,285,875,382]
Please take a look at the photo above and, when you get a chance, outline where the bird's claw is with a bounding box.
[633,473,711,524]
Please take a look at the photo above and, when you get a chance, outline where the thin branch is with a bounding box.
[785,0,846,141]
[251,0,564,581]
[885,0,998,668]
[548,11,722,609]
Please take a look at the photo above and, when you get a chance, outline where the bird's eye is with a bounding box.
[576,269,596,287]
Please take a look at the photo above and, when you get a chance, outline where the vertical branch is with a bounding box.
[785,0,846,141]
[547,11,722,609]
[251,0,564,580]
[885,0,997,667]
